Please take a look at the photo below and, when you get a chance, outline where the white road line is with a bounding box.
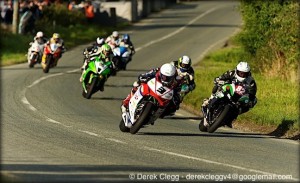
[106,138,127,144]
[27,73,63,88]
[21,94,37,111]
[46,118,61,124]
[66,69,80,73]
[135,7,217,52]
[78,130,127,144]
[78,130,103,137]
[143,146,299,181]
[46,118,72,128]
[195,28,241,63]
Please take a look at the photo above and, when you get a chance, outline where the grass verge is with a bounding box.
[183,42,299,139]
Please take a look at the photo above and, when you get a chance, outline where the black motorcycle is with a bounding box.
[199,82,251,133]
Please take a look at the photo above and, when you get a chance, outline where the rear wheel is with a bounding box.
[207,105,231,133]
[130,102,153,134]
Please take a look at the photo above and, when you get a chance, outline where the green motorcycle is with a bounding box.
[81,57,112,99]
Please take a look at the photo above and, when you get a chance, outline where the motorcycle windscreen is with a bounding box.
[147,78,173,101]
[50,43,58,52]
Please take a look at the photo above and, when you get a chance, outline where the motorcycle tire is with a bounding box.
[43,55,51,73]
[29,53,38,68]
[207,105,231,133]
[119,119,130,132]
[130,102,153,134]
[198,119,208,132]
[83,77,98,99]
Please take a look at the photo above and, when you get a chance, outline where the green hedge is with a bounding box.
[237,0,299,80]
[35,3,86,37]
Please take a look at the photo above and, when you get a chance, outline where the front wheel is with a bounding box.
[207,105,231,133]
[199,119,208,132]
[42,55,51,73]
[130,102,153,134]
[119,119,130,132]
[82,77,98,99]
[29,53,38,68]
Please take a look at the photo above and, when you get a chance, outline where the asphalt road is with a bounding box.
[1,1,299,182]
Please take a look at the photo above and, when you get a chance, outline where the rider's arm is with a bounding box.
[138,68,159,83]
[214,70,235,85]
[247,78,257,108]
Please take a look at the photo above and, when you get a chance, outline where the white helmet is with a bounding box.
[96,37,104,45]
[112,31,119,38]
[179,55,191,72]
[235,61,251,82]
[36,31,43,38]
[160,63,176,86]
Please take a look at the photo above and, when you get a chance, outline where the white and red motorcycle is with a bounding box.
[27,41,45,68]
[119,77,174,134]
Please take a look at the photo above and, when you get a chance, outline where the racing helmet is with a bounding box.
[101,43,112,57]
[160,63,176,87]
[52,33,60,42]
[112,31,119,39]
[178,55,191,72]
[235,61,251,82]
[96,37,105,46]
[36,31,43,38]
[123,34,130,43]
[35,31,44,43]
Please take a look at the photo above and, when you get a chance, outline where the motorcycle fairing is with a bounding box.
[82,59,111,93]
[126,78,173,126]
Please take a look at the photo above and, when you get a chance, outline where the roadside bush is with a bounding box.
[35,3,85,36]
[237,0,299,81]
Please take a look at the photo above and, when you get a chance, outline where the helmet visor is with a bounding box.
[180,63,189,69]
[160,74,174,84]
[103,50,110,57]
[237,70,249,78]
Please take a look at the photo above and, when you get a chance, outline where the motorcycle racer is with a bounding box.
[105,31,121,49]
[119,34,135,62]
[81,37,105,70]
[121,63,179,114]
[42,33,66,66]
[33,31,48,45]
[27,31,48,67]
[202,61,257,117]
[171,55,196,93]
[79,43,115,87]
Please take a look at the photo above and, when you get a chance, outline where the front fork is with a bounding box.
[201,106,209,127]
[122,112,132,128]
